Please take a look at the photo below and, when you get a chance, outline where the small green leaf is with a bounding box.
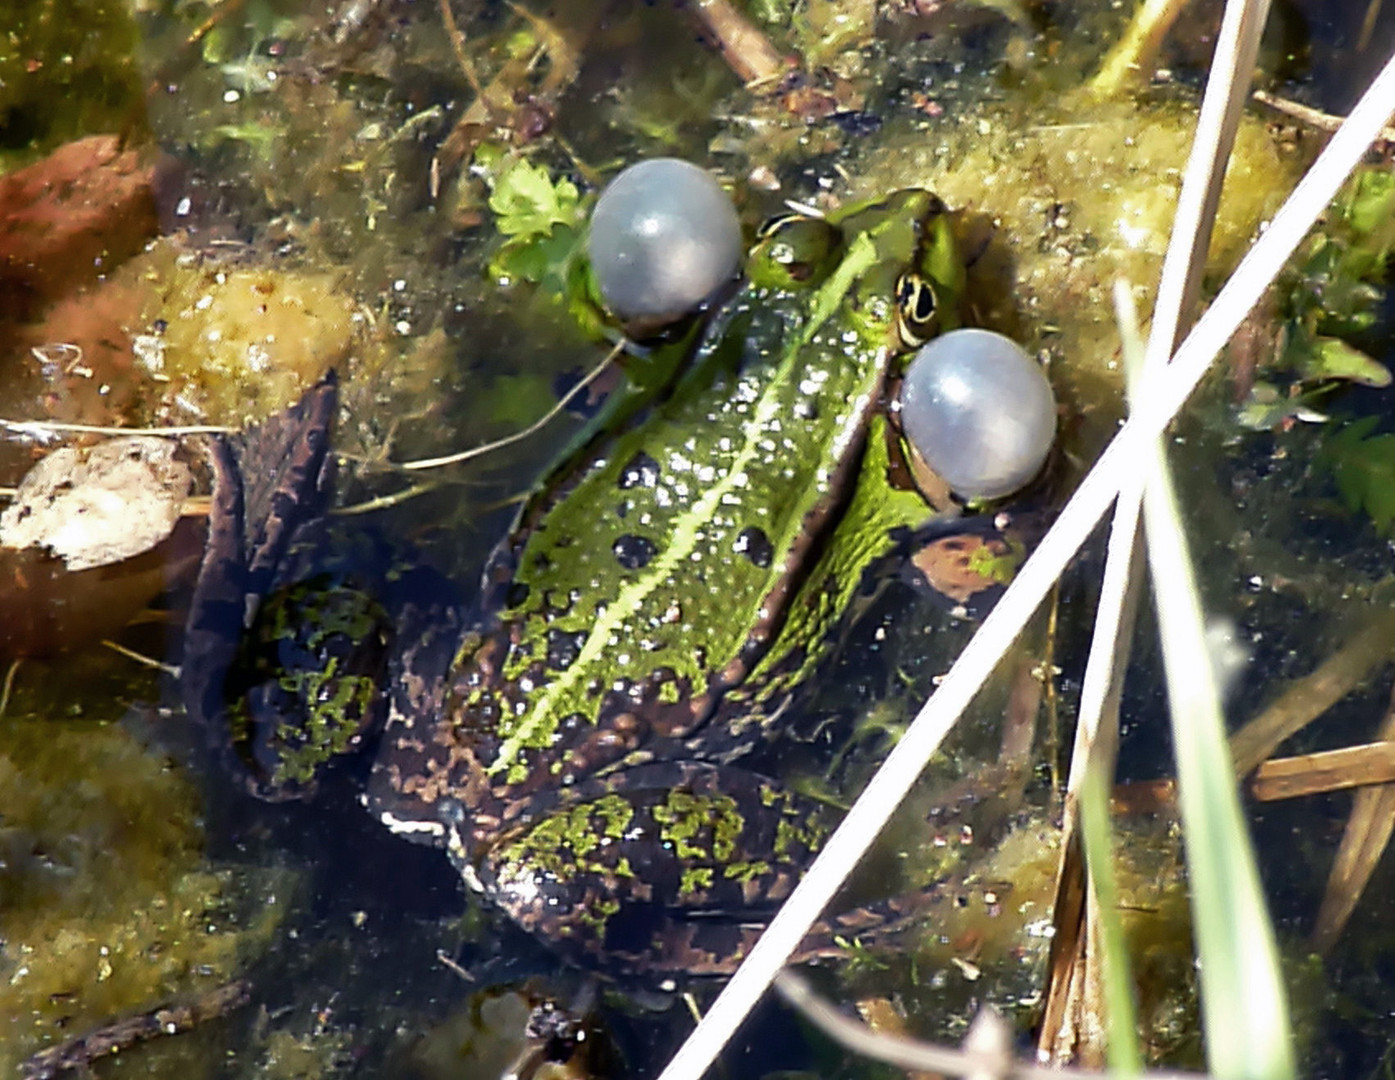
[749,0,793,21]
[1344,169,1395,238]
[1319,417,1395,534]
[472,141,506,173]
[487,158,581,238]
[1306,336,1392,387]
[489,223,583,289]
[474,150,607,343]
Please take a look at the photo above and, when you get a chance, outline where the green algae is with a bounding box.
[0,715,282,1075]
[0,0,147,166]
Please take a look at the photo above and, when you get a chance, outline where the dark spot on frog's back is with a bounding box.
[546,627,588,671]
[613,534,658,570]
[733,526,774,569]
[618,451,661,490]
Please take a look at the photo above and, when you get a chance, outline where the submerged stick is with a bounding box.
[1311,687,1395,952]
[20,981,250,1080]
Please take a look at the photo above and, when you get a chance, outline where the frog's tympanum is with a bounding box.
[185,189,1036,978]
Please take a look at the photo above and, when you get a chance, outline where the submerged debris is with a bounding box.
[0,437,191,572]
[18,979,251,1080]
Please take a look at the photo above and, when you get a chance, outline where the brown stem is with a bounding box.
[20,981,251,1080]
[683,0,787,87]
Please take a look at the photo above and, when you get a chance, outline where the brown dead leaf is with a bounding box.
[1,436,191,572]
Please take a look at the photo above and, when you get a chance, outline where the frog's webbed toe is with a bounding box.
[362,600,471,844]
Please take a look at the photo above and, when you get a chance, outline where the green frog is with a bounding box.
[187,187,1008,976]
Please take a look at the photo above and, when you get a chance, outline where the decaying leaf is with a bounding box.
[0,436,200,657]
[0,436,192,571]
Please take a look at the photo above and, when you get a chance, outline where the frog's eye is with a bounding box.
[756,212,804,239]
[749,216,840,288]
[895,272,939,347]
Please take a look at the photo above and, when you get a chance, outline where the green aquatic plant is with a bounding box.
[1240,168,1395,429]
[472,146,606,341]
[476,148,585,288]
[1259,170,1395,538]
[1318,416,1395,537]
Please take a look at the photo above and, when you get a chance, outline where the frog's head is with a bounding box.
[832,188,966,355]
[743,189,964,358]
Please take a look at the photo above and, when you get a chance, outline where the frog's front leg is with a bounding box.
[460,762,833,977]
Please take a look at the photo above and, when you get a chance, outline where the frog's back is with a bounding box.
[377,311,844,830]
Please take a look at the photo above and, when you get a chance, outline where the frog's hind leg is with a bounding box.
[471,762,834,978]
[183,375,349,799]
[183,374,339,735]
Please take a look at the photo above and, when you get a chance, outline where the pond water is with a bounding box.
[2,0,1395,1077]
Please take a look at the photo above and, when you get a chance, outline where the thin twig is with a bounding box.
[334,479,444,516]
[1358,0,1385,53]
[1252,741,1395,800]
[1228,604,1395,775]
[101,638,180,678]
[686,0,787,88]
[0,419,234,438]
[686,0,786,88]
[1136,275,1293,1079]
[776,970,1205,1080]
[437,0,487,99]
[655,47,1395,1080]
[1049,0,1270,1061]
[1311,684,1395,952]
[435,948,474,982]
[1087,0,1192,99]
[0,658,20,718]
[397,340,623,471]
[1252,89,1395,148]
[1037,289,1147,1065]
[181,0,252,51]
[433,2,603,179]
[1148,0,1274,367]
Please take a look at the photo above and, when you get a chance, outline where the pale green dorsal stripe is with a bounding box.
[797,230,878,351]
[487,233,880,777]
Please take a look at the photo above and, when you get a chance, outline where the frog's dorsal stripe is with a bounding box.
[487,234,881,778]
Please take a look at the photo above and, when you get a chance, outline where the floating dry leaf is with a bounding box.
[0,437,198,657]
[0,437,191,572]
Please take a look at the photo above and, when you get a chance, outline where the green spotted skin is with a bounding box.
[474,763,832,974]
[227,573,389,796]
[366,189,965,973]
